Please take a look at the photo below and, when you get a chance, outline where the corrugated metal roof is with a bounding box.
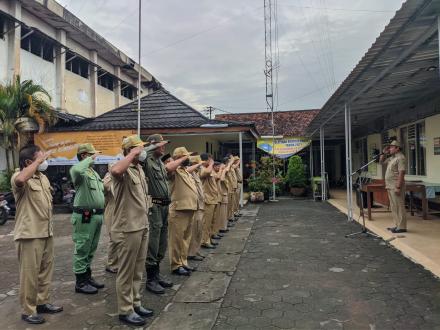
[306,0,440,138]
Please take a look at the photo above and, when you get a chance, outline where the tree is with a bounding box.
[0,75,56,170]
[286,155,307,188]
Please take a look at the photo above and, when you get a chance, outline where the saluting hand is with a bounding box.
[35,151,51,164]
[129,146,144,157]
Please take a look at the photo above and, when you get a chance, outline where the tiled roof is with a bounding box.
[52,89,251,131]
[216,110,319,136]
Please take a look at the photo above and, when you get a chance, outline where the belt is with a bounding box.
[152,198,171,206]
[73,207,104,215]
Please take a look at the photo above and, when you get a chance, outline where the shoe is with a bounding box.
[227,222,234,228]
[196,253,205,259]
[188,255,204,261]
[211,241,219,246]
[183,265,195,272]
[134,306,154,318]
[105,267,118,274]
[36,303,63,314]
[217,233,225,237]
[201,244,216,249]
[86,268,105,289]
[219,229,229,233]
[387,227,396,231]
[75,282,98,294]
[21,314,45,324]
[156,271,173,288]
[172,266,191,276]
[119,312,145,326]
[146,279,165,294]
[391,228,407,233]
[211,234,221,240]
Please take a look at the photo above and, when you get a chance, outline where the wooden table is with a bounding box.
[360,183,390,220]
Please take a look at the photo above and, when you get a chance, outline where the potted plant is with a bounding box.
[286,155,307,197]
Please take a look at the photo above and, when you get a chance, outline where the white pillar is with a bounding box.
[345,103,353,221]
[7,0,21,79]
[55,29,66,111]
[114,66,121,108]
[239,132,244,207]
[309,142,314,179]
[320,126,326,200]
[89,50,98,117]
[251,141,256,176]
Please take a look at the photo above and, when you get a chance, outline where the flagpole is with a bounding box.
[137,0,141,136]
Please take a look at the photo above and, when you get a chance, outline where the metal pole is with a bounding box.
[320,126,325,201]
[239,132,244,207]
[344,103,352,221]
[271,115,276,201]
[252,141,256,176]
[309,142,314,179]
[137,0,141,136]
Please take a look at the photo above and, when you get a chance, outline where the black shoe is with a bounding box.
[227,222,234,228]
[217,233,225,237]
[134,306,154,318]
[75,282,98,294]
[21,314,45,324]
[183,265,195,272]
[172,266,191,276]
[105,267,118,274]
[211,234,221,239]
[146,279,165,294]
[188,255,204,261]
[119,312,145,326]
[387,227,396,231]
[36,303,63,314]
[219,229,229,233]
[211,241,219,246]
[154,264,173,288]
[88,277,105,289]
[201,243,216,249]
[391,228,407,233]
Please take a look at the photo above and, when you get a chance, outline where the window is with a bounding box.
[400,121,426,176]
[0,15,5,37]
[121,82,136,100]
[65,51,89,79]
[20,27,54,62]
[97,69,114,91]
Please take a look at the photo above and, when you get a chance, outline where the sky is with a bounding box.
[57,0,404,116]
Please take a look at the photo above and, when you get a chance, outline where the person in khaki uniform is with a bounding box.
[215,159,232,235]
[233,157,243,217]
[224,156,236,226]
[200,155,220,249]
[110,135,154,326]
[380,140,407,233]
[168,147,199,276]
[103,163,118,274]
[11,145,63,325]
[188,155,206,261]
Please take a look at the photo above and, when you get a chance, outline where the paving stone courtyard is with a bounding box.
[0,199,439,329]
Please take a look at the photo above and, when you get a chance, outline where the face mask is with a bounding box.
[138,150,147,162]
[181,159,191,167]
[38,160,49,172]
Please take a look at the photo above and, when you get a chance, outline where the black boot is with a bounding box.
[86,268,104,289]
[145,267,165,294]
[75,273,98,294]
[155,264,173,288]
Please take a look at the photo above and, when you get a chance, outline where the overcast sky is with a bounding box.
[58,0,404,116]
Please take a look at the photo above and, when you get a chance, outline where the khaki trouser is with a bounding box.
[16,237,54,315]
[202,204,217,245]
[112,228,148,315]
[107,232,119,271]
[215,202,228,232]
[168,208,194,271]
[387,188,407,230]
[188,209,204,257]
[227,192,234,220]
[235,186,241,213]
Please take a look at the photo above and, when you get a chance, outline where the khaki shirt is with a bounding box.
[170,168,198,211]
[103,172,115,229]
[225,169,234,193]
[384,152,406,190]
[111,164,149,233]
[191,171,205,211]
[217,174,229,204]
[235,167,243,184]
[200,167,219,205]
[11,170,53,240]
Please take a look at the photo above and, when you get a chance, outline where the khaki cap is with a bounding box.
[147,134,169,145]
[122,135,147,149]
[389,140,401,148]
[173,147,196,158]
[190,155,202,164]
[77,143,100,155]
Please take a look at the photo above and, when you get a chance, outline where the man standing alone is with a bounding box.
[380,140,407,233]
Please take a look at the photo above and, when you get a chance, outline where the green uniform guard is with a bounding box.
[70,143,105,294]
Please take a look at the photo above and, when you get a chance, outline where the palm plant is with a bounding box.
[0,75,56,170]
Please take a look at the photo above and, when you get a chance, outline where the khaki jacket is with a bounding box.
[170,168,198,211]
[11,170,53,240]
[111,164,149,233]
[200,167,219,205]
[103,172,115,229]
[217,175,229,204]
[191,171,205,211]
[235,167,243,184]
[384,152,406,190]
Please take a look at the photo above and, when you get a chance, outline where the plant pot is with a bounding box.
[14,117,38,132]
[290,187,305,197]
[250,191,265,203]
